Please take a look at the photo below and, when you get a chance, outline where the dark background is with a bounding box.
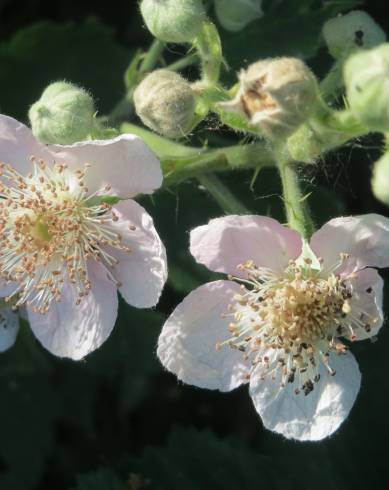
[1,1,389,489]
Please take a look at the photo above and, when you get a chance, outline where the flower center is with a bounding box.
[219,257,374,396]
[0,158,131,313]
[30,217,52,245]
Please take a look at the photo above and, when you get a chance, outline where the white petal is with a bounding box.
[347,267,383,341]
[49,134,162,198]
[310,214,389,272]
[27,262,118,360]
[157,280,250,391]
[190,215,302,277]
[0,114,52,176]
[0,302,19,352]
[105,200,167,308]
[249,351,361,441]
[0,281,18,298]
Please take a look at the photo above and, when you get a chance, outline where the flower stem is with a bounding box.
[277,157,315,238]
[109,39,165,122]
[121,122,276,186]
[197,173,250,214]
[193,21,222,85]
[139,39,165,73]
[166,53,199,72]
[319,58,344,102]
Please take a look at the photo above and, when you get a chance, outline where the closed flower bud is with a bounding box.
[134,69,196,139]
[140,0,206,43]
[29,81,95,145]
[219,57,318,139]
[214,0,263,32]
[323,10,385,59]
[372,152,389,205]
[344,43,389,133]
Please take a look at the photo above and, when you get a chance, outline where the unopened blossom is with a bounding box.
[158,214,389,440]
[0,114,167,360]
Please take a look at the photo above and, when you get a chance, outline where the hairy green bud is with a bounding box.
[214,0,263,32]
[344,43,389,133]
[372,152,389,205]
[134,69,196,139]
[29,81,95,145]
[218,57,318,139]
[323,10,385,60]
[140,0,206,43]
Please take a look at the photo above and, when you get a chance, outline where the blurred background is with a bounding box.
[0,0,389,489]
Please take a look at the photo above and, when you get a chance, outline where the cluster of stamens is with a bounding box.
[218,256,378,396]
[0,158,133,313]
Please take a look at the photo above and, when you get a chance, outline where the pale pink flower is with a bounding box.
[0,114,167,360]
[158,214,389,441]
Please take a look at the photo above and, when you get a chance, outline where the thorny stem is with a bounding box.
[197,173,250,214]
[277,155,315,239]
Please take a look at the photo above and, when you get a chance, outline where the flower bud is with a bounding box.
[29,81,95,145]
[214,0,263,32]
[372,152,389,205]
[134,69,196,139]
[322,10,385,60]
[344,43,389,133]
[218,57,318,139]
[140,0,206,43]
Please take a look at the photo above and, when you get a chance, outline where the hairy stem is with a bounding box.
[194,21,222,85]
[121,123,275,186]
[109,39,165,122]
[277,158,315,238]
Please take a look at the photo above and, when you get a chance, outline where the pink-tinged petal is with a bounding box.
[0,114,52,176]
[346,268,383,341]
[0,303,19,352]
[48,134,162,198]
[310,214,389,272]
[104,200,167,308]
[27,262,118,360]
[249,351,361,441]
[190,215,302,276]
[157,280,250,392]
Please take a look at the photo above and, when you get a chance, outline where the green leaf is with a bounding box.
[0,19,130,121]
[72,468,127,490]
[128,427,294,490]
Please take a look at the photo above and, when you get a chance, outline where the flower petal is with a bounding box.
[27,262,118,360]
[310,214,389,272]
[104,200,167,308]
[249,351,361,441]
[157,280,250,391]
[347,267,383,341]
[0,302,19,352]
[49,134,162,198]
[190,215,302,277]
[0,281,18,298]
[0,114,52,176]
